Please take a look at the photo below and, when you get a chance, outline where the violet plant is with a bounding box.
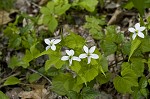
[2,0,150,99]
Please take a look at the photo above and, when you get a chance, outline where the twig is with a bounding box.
[0,72,21,89]
[107,8,123,25]
[109,59,124,67]
[146,73,150,79]
[0,71,21,84]
[28,68,52,85]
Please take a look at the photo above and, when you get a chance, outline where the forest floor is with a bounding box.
[0,0,149,99]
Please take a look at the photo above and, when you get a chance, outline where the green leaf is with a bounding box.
[140,88,148,98]
[48,16,58,33]
[81,87,100,99]
[40,7,51,15]
[84,68,98,82]
[52,73,77,95]
[132,87,144,99]
[43,15,51,25]
[23,50,33,63]
[140,36,150,53]
[122,41,131,55]
[54,0,69,5]
[99,56,108,72]
[67,91,79,99]
[105,25,117,42]
[84,16,105,40]
[130,58,144,77]
[8,56,21,69]
[30,43,40,58]
[96,72,111,85]
[114,33,124,44]
[128,39,141,60]
[55,4,71,15]
[8,56,28,69]
[9,36,21,49]
[79,0,98,12]
[4,76,20,85]
[71,61,81,73]
[77,65,98,85]
[0,0,15,10]
[46,67,60,76]
[131,0,145,16]
[123,0,134,10]
[46,1,54,13]
[40,1,54,14]
[148,58,150,72]
[64,32,85,49]
[45,55,64,71]
[0,91,9,99]
[139,76,148,89]
[101,40,117,56]
[113,68,138,93]
[28,73,41,83]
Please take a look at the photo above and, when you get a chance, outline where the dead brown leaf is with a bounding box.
[0,10,12,25]
[19,84,48,99]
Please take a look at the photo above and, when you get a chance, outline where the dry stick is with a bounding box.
[0,71,21,84]
[107,8,123,25]
[28,68,52,85]
[109,59,124,67]
[146,73,150,79]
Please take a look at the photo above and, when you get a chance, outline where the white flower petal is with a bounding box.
[138,32,144,38]
[72,56,81,61]
[139,26,146,31]
[61,56,69,60]
[51,44,56,51]
[132,33,137,40]
[90,54,99,59]
[46,46,51,50]
[69,58,73,66]
[83,46,89,53]
[89,46,96,53]
[87,57,91,64]
[79,54,87,59]
[128,28,135,33]
[44,39,50,45]
[65,50,70,56]
[53,39,61,44]
[70,50,74,56]
[135,23,140,30]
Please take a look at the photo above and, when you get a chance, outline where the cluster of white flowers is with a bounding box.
[44,23,146,66]
[128,23,146,40]
[44,38,99,66]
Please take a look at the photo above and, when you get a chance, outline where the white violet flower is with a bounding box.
[61,50,81,66]
[79,45,99,64]
[128,23,146,40]
[44,38,61,51]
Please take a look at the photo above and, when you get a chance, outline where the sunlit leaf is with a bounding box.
[128,39,141,60]
[4,76,20,85]
[79,0,98,12]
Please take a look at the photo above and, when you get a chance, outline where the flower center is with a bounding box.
[87,53,91,57]
[69,55,73,59]
[135,30,138,34]
[50,42,53,46]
